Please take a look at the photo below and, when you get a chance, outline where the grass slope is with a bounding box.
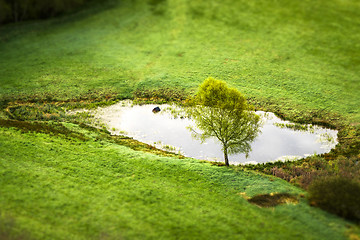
[0,0,359,122]
[0,0,359,239]
[0,125,356,240]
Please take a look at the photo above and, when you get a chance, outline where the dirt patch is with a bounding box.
[247,193,299,207]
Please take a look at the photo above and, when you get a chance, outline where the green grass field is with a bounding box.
[0,124,357,240]
[0,0,359,122]
[0,0,360,239]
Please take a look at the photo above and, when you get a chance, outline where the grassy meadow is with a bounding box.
[0,124,357,240]
[0,0,359,122]
[0,0,360,239]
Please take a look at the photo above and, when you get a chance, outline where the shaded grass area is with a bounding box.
[0,119,89,141]
[112,135,185,159]
[0,125,358,240]
[0,0,359,122]
[247,193,299,208]
[0,118,185,160]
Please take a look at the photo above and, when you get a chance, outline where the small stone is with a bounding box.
[152,107,161,113]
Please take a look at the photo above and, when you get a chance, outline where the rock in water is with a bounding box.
[152,106,161,113]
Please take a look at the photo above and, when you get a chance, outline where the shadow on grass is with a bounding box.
[247,193,299,208]
[0,214,32,240]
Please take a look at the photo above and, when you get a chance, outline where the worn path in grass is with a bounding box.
[0,125,357,240]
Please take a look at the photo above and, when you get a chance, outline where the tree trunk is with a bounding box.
[12,1,19,22]
[223,149,229,166]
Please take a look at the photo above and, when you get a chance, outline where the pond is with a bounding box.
[86,101,338,165]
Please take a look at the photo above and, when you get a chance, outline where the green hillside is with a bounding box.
[0,124,356,240]
[0,0,359,122]
[0,0,360,239]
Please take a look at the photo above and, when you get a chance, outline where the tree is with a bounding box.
[187,77,261,166]
[0,0,87,24]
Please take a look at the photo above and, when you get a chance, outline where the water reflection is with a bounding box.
[91,101,338,165]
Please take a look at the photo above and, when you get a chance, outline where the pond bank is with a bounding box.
[71,101,338,165]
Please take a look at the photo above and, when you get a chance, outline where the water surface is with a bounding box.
[90,101,338,165]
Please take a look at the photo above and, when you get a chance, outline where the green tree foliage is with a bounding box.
[0,0,11,23]
[0,0,88,24]
[188,77,261,166]
[308,176,360,221]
